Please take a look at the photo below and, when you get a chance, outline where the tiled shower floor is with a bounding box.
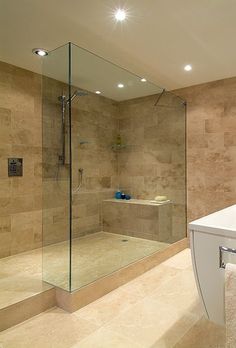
[0,232,168,308]
[44,232,169,290]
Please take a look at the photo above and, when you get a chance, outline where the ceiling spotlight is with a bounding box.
[184,64,192,71]
[95,91,101,94]
[117,83,124,88]
[115,9,127,21]
[141,78,147,82]
[32,48,48,57]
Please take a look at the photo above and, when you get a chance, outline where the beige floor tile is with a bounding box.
[0,248,52,309]
[120,263,181,299]
[77,327,142,348]
[174,316,226,348]
[74,263,182,328]
[150,313,201,348]
[105,297,200,348]
[162,248,192,270]
[74,265,181,325]
[0,249,224,348]
[0,308,99,348]
[103,258,203,348]
[149,269,202,316]
[74,286,139,327]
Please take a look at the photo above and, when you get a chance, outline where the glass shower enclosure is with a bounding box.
[42,43,186,292]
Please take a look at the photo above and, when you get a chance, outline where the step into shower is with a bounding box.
[0,235,187,331]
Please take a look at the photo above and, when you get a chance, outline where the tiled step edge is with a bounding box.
[56,238,188,312]
[0,288,56,332]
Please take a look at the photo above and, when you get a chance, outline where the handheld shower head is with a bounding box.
[58,89,89,165]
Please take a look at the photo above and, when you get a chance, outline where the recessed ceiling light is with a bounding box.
[95,91,101,94]
[117,83,124,88]
[114,9,127,21]
[32,48,48,57]
[141,78,147,82]
[184,64,192,71]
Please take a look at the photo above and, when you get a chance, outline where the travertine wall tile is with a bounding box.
[0,62,42,258]
[71,91,118,238]
[117,93,186,240]
[4,59,235,257]
[1,56,188,258]
[42,75,118,243]
[175,76,236,222]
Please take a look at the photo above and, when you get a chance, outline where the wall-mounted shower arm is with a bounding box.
[154,89,186,107]
[154,89,166,106]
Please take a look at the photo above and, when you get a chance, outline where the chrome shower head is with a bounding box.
[69,90,88,103]
[58,90,88,105]
[75,90,88,97]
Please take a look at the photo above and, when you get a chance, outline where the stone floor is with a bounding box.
[0,249,226,347]
[0,232,167,308]
[45,232,168,290]
[0,248,52,309]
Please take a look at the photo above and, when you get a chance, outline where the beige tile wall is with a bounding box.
[2,59,235,257]
[42,75,70,246]
[0,62,119,256]
[0,61,186,257]
[175,77,236,222]
[42,75,119,244]
[0,61,42,258]
[117,92,186,241]
[71,92,119,238]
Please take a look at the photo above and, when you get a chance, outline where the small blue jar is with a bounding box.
[115,191,122,199]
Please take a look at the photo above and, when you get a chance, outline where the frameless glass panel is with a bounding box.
[113,92,186,246]
[42,43,72,291]
[70,43,186,291]
[42,41,186,292]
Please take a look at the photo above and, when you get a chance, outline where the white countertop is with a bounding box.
[189,204,236,237]
[103,198,171,206]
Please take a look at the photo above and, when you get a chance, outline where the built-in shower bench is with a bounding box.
[102,198,172,242]
[103,198,171,206]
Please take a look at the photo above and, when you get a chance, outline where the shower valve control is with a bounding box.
[8,158,23,177]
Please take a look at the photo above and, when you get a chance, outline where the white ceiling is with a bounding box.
[1,0,236,91]
[44,42,163,101]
